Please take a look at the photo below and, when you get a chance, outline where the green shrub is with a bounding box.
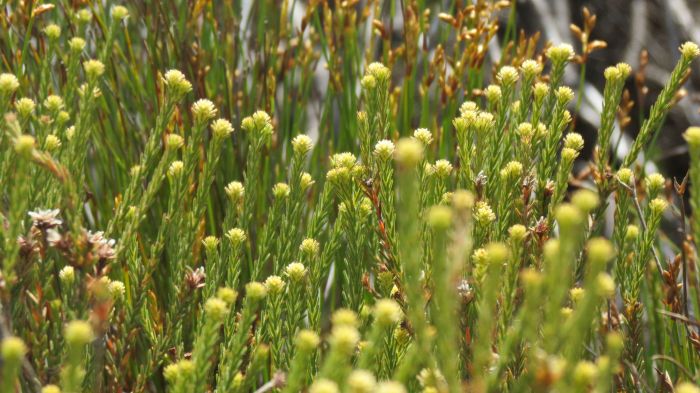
[1,2,700,392]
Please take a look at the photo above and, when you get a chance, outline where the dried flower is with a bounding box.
[29,209,62,230]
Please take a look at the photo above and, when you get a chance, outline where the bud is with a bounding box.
[225,228,247,246]
[508,224,528,242]
[15,97,36,117]
[293,330,319,352]
[649,198,668,215]
[617,168,634,185]
[500,160,523,180]
[680,41,700,60]
[546,43,575,63]
[202,236,219,251]
[83,59,105,79]
[330,152,357,169]
[15,135,35,157]
[587,238,613,267]
[570,287,585,304]
[167,160,184,178]
[521,59,543,77]
[224,181,244,201]
[561,147,579,162]
[1,336,27,362]
[59,266,75,285]
[474,201,496,225]
[394,138,424,167]
[299,238,320,257]
[204,298,229,321]
[310,379,340,393]
[556,203,583,229]
[474,112,495,132]
[556,86,575,105]
[521,268,543,289]
[361,75,377,90]
[56,111,70,125]
[561,307,573,319]
[563,132,584,151]
[330,325,360,354]
[427,205,452,230]
[497,66,519,85]
[108,280,125,300]
[41,385,61,393]
[191,99,217,123]
[571,189,599,213]
[292,134,313,156]
[533,82,549,100]
[517,122,534,141]
[486,242,509,265]
[676,383,700,393]
[44,95,64,112]
[685,127,700,148]
[44,24,61,40]
[264,275,286,295]
[127,166,143,179]
[251,110,272,130]
[285,262,307,282]
[69,37,86,53]
[163,363,180,383]
[165,134,184,150]
[484,84,502,103]
[211,118,234,138]
[245,281,267,300]
[433,159,453,178]
[603,66,621,81]
[595,273,615,298]
[573,361,598,385]
[65,126,75,141]
[376,381,407,393]
[348,370,377,393]
[216,287,237,304]
[367,62,390,81]
[625,225,639,241]
[111,5,129,20]
[452,190,474,210]
[374,299,402,326]
[272,182,290,199]
[413,128,433,146]
[163,69,192,98]
[0,73,19,94]
[76,9,92,24]
[645,173,665,196]
[65,320,94,346]
[374,139,395,161]
[332,308,358,327]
